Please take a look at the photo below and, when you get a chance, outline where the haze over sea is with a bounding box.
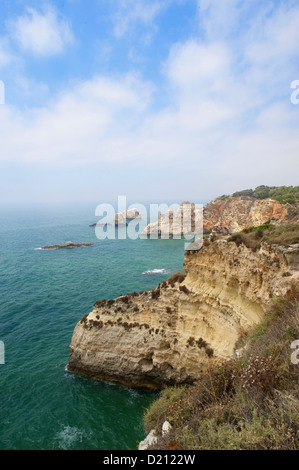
[0,202,190,450]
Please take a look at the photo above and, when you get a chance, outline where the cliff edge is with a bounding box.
[68,229,299,390]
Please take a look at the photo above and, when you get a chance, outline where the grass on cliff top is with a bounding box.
[227,223,299,251]
[143,284,299,450]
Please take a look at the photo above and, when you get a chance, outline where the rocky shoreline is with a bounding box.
[68,193,299,391]
[68,234,299,390]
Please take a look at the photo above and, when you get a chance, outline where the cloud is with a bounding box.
[111,0,165,38]
[165,40,231,104]
[9,6,74,56]
[0,37,13,69]
[0,74,154,166]
[0,0,298,201]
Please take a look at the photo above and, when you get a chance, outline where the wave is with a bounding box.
[55,425,86,450]
[142,268,167,275]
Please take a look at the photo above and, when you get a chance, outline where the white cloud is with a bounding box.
[0,0,298,200]
[111,0,164,38]
[10,6,74,56]
[0,74,154,166]
[165,40,232,106]
[245,4,299,63]
[0,37,12,69]
[198,0,249,40]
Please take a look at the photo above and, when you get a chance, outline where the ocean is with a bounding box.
[0,202,187,450]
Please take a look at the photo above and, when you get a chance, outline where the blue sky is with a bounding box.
[0,0,298,203]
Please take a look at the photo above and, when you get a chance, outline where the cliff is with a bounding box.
[140,196,298,236]
[68,234,299,391]
[203,196,298,234]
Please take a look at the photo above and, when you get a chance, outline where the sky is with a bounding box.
[0,0,298,204]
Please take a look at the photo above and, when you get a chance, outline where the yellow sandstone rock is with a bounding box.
[68,237,299,390]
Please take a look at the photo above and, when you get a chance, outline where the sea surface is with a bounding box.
[0,202,188,450]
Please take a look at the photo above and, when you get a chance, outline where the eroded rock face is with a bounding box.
[204,197,298,235]
[140,197,298,236]
[68,239,299,390]
[140,202,203,238]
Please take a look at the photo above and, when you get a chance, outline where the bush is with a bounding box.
[232,185,299,206]
[167,272,186,285]
[228,224,299,251]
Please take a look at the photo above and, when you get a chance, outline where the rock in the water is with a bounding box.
[41,241,93,250]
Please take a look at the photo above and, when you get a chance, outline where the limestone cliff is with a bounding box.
[204,196,298,234]
[140,196,298,236]
[68,238,299,391]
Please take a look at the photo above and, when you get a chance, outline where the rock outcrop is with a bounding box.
[138,421,172,450]
[204,196,298,235]
[140,197,298,237]
[140,202,203,238]
[68,237,299,390]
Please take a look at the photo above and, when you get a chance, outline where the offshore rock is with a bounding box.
[41,241,93,250]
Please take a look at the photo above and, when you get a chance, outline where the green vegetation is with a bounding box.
[143,285,299,450]
[217,194,231,201]
[166,271,186,285]
[227,223,299,251]
[232,185,299,206]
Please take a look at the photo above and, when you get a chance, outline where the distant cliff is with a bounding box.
[68,229,299,390]
[140,196,298,237]
[203,196,298,234]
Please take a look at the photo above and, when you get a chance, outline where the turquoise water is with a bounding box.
[0,203,186,450]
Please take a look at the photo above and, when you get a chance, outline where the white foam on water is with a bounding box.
[142,268,167,275]
[55,425,85,450]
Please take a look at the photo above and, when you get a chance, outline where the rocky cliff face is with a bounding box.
[204,196,298,234]
[140,202,202,238]
[140,197,298,236]
[68,238,299,391]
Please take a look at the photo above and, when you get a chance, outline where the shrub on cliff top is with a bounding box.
[166,271,186,286]
[232,185,299,206]
[228,223,299,251]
